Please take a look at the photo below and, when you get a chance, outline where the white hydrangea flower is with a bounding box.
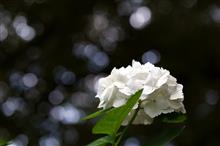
[95,60,186,125]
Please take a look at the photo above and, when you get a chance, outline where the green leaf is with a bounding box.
[144,126,185,146]
[92,89,143,136]
[0,139,8,146]
[81,108,112,121]
[86,136,114,146]
[161,113,187,124]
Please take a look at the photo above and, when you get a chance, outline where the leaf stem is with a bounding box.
[114,107,140,146]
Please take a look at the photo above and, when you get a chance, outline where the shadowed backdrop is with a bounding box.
[0,0,220,146]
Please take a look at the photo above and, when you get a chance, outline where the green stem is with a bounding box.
[114,107,140,146]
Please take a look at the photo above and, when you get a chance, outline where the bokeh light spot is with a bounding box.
[206,89,219,105]
[13,15,36,41]
[39,136,60,146]
[0,24,8,41]
[48,89,64,105]
[22,73,38,88]
[129,6,152,29]
[142,49,161,64]
[50,104,82,124]
[2,97,25,117]
[124,137,140,146]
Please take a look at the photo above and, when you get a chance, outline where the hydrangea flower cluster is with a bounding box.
[95,60,186,125]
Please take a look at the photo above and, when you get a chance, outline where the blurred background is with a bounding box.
[0,0,220,146]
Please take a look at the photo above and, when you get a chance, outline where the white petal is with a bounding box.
[119,87,133,96]
[169,99,186,113]
[143,102,174,118]
[122,109,153,125]
[113,97,127,107]
[114,81,125,89]
[143,85,155,95]
[142,90,173,118]
[131,72,149,80]
[127,79,144,93]
[155,70,170,87]
[96,77,113,97]
[97,85,114,108]
[169,84,184,100]
[133,109,153,125]
[100,86,113,100]
[112,90,129,107]
[95,60,185,125]
[167,75,177,86]
[132,60,142,68]
[144,62,155,70]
